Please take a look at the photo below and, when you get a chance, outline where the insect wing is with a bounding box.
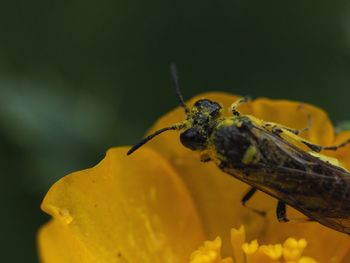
[251,124,350,176]
[245,124,350,233]
[241,163,350,234]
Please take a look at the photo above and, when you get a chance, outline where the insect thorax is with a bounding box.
[209,117,260,168]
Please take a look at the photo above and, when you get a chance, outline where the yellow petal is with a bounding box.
[38,219,97,262]
[38,147,205,263]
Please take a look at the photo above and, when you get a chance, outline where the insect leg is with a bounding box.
[279,104,313,135]
[262,115,350,152]
[241,187,257,206]
[276,200,289,223]
[320,138,350,151]
[260,105,312,136]
[230,96,250,116]
[283,111,312,135]
[241,187,266,216]
[300,137,350,152]
[261,123,324,152]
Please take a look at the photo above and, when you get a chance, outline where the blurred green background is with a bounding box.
[1,1,350,262]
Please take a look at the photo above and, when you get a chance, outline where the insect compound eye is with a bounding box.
[194,99,222,118]
[180,127,207,151]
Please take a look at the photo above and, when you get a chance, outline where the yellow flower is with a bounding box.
[38,92,350,263]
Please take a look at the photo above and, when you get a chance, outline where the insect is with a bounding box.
[127,64,350,235]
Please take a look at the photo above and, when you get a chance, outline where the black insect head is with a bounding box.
[127,64,221,155]
[180,99,222,150]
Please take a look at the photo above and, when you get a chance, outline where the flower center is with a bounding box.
[189,226,318,263]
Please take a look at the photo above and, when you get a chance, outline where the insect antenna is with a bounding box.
[127,124,183,155]
[170,63,190,114]
[127,64,189,155]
